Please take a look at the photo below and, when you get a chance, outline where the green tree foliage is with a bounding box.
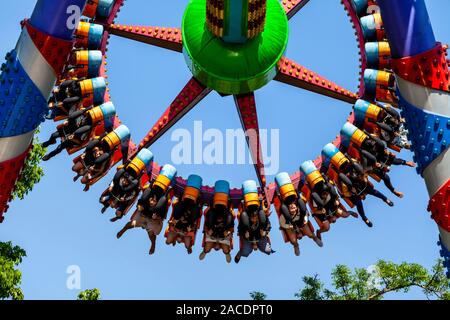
[78,288,101,301]
[0,242,26,300]
[294,275,325,300]
[12,129,46,201]
[296,260,450,300]
[250,291,267,300]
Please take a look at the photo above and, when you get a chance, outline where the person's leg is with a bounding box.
[165,231,177,245]
[352,196,372,227]
[111,203,128,222]
[200,242,214,260]
[184,236,193,254]
[116,221,135,239]
[392,158,415,167]
[302,222,323,247]
[42,131,60,148]
[381,172,403,198]
[315,218,330,240]
[148,231,156,255]
[286,229,298,246]
[366,185,394,206]
[221,243,232,263]
[258,237,274,255]
[235,239,252,263]
[43,142,67,161]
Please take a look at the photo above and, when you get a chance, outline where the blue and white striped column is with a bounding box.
[0,0,87,219]
[378,0,450,277]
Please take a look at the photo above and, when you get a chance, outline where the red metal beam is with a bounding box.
[282,0,311,20]
[234,93,267,189]
[106,24,183,53]
[275,56,359,104]
[137,77,212,152]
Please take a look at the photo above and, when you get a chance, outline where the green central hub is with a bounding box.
[182,0,289,95]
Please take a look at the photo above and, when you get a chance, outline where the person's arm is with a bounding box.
[94,152,111,165]
[280,204,293,224]
[361,149,377,165]
[121,178,139,194]
[225,211,235,231]
[311,192,324,209]
[338,173,353,188]
[172,202,183,221]
[137,187,152,208]
[68,109,85,120]
[376,122,395,133]
[73,125,92,138]
[149,195,168,216]
[329,184,338,198]
[238,211,249,235]
[259,209,271,232]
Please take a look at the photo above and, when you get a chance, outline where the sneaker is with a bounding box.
[294,245,300,256]
[101,206,108,214]
[187,247,193,255]
[234,254,241,264]
[385,199,394,207]
[199,251,206,261]
[225,253,232,264]
[364,219,373,228]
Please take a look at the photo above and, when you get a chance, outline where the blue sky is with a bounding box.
[1,0,449,300]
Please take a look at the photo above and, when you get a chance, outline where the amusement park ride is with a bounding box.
[0,0,449,271]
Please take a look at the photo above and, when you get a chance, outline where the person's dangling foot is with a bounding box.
[199,251,206,261]
[187,247,193,255]
[385,199,394,207]
[406,161,416,167]
[294,245,300,257]
[42,153,52,162]
[117,229,125,239]
[225,253,232,264]
[149,245,156,255]
[314,236,323,248]
[364,218,373,228]
[394,190,404,198]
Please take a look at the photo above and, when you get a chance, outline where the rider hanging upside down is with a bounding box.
[116,164,177,255]
[300,161,357,242]
[72,125,130,191]
[42,106,94,161]
[354,99,411,150]
[234,181,274,264]
[365,147,415,198]
[100,148,154,222]
[165,175,204,254]
[274,172,323,256]
[47,95,83,120]
[199,180,235,263]
[43,102,116,161]
[341,159,393,227]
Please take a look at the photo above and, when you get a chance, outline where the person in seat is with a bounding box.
[165,175,203,254]
[234,181,274,263]
[100,148,153,222]
[116,165,176,254]
[275,172,323,255]
[199,181,235,264]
